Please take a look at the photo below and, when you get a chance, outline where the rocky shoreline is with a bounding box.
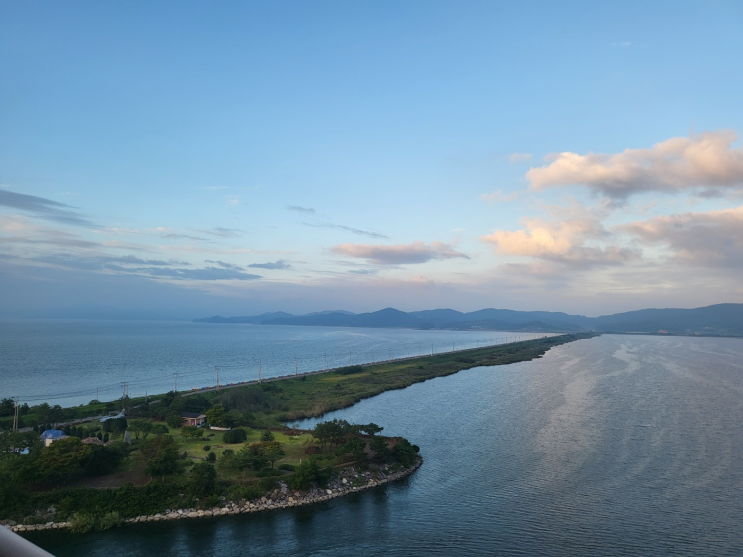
[3,458,422,534]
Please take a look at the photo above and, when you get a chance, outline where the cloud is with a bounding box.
[509,153,532,164]
[301,222,388,239]
[108,265,262,281]
[194,227,242,238]
[248,259,292,270]
[527,131,743,198]
[205,260,245,270]
[481,212,638,267]
[348,268,378,275]
[331,241,469,265]
[481,190,518,205]
[163,233,212,242]
[286,205,316,215]
[0,190,96,227]
[27,254,191,272]
[622,205,743,268]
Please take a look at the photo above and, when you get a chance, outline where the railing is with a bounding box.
[0,526,55,557]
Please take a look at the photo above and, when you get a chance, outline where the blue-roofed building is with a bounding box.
[40,429,67,446]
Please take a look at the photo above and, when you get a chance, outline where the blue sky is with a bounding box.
[1,1,743,319]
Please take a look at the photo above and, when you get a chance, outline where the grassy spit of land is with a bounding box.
[0,332,596,534]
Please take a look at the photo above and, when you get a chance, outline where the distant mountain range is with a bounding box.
[194,303,743,336]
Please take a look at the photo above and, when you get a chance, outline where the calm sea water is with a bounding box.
[27,334,743,556]
[0,320,536,406]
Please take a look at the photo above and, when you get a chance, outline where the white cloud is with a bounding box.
[509,153,532,164]
[331,241,469,265]
[481,190,518,205]
[527,131,743,198]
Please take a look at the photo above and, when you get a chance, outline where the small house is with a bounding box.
[181,412,207,427]
[40,429,67,446]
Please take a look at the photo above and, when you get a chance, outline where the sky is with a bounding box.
[1,1,743,319]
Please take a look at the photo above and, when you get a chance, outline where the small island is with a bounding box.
[0,333,593,535]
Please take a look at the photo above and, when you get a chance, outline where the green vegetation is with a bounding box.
[0,334,592,528]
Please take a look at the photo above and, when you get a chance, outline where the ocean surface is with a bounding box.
[0,320,538,406]
[27,333,743,556]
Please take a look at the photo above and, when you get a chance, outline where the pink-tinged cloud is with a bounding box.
[480,216,637,267]
[622,205,743,267]
[527,131,743,198]
[331,241,469,265]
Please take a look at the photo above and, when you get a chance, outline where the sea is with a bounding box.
[0,320,540,407]
[16,328,743,556]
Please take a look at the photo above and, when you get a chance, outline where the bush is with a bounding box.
[206,452,216,463]
[260,430,274,442]
[278,463,295,472]
[337,365,364,375]
[97,511,122,531]
[257,468,282,478]
[202,445,211,452]
[69,512,97,534]
[455,357,475,364]
[151,424,169,435]
[189,462,216,497]
[222,428,248,444]
[257,477,277,492]
[181,426,204,439]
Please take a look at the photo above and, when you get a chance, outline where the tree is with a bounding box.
[165,412,182,429]
[128,419,148,440]
[260,430,275,442]
[206,405,229,428]
[83,444,125,475]
[189,462,216,497]
[139,435,180,480]
[151,424,169,435]
[262,441,285,468]
[370,436,390,462]
[206,451,216,463]
[392,438,420,467]
[36,437,91,485]
[361,423,384,436]
[181,426,204,439]
[222,428,247,444]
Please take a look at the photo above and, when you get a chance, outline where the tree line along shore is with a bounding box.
[0,333,595,534]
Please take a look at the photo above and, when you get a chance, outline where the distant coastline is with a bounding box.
[194,303,743,337]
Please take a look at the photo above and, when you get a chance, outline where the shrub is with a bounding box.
[69,512,97,534]
[278,463,295,472]
[206,452,216,463]
[97,511,122,531]
[151,424,169,435]
[455,357,475,364]
[202,445,211,452]
[222,428,248,444]
[260,430,274,442]
[337,365,364,375]
[181,426,204,439]
[257,468,282,478]
[257,477,277,492]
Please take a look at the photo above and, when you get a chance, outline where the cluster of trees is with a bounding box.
[311,419,419,467]
[219,430,285,474]
[0,433,127,492]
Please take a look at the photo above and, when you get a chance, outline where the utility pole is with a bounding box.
[215,366,220,391]
[259,360,262,383]
[324,354,327,370]
[96,387,99,402]
[388,348,391,362]
[12,396,19,431]
[295,358,298,376]
[431,344,434,356]
[349,352,353,365]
